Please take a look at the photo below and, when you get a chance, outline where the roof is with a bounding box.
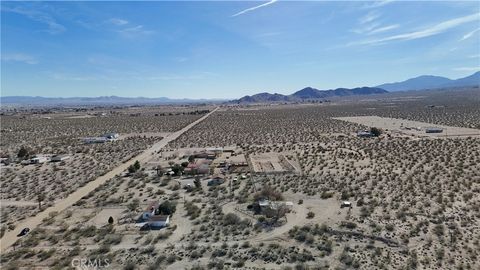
[148,215,169,222]
[53,154,70,158]
[145,201,159,212]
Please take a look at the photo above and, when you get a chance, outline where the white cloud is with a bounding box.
[363,0,396,9]
[117,25,154,37]
[368,24,400,34]
[359,11,380,24]
[231,0,277,17]
[108,18,129,26]
[2,6,65,34]
[460,28,480,41]
[2,53,38,64]
[352,13,480,46]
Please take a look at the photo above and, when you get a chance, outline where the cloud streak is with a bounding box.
[352,13,480,46]
[108,18,129,26]
[2,5,66,34]
[2,53,38,65]
[231,0,277,17]
[117,25,155,38]
[460,28,480,41]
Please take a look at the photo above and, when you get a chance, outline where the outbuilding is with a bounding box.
[51,154,70,162]
[425,127,443,133]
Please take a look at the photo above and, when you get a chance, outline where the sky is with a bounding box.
[1,0,479,99]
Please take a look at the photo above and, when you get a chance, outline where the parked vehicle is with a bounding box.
[17,228,30,237]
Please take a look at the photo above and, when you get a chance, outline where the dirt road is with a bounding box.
[0,108,218,252]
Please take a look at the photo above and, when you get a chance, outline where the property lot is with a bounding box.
[335,116,480,138]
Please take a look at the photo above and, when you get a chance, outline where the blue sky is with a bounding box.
[1,1,479,99]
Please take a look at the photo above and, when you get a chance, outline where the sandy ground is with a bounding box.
[0,107,218,252]
[334,116,480,138]
[0,200,39,207]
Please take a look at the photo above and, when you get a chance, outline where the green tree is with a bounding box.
[17,146,31,160]
[133,160,141,171]
[158,201,177,215]
[370,127,383,137]
[108,216,114,224]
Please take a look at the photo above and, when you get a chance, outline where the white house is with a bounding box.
[30,155,49,164]
[147,215,170,228]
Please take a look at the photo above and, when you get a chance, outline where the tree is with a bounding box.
[158,201,177,215]
[155,165,163,176]
[194,176,202,189]
[37,192,45,210]
[128,160,141,174]
[188,155,195,163]
[171,164,184,176]
[17,146,31,160]
[370,127,383,137]
[133,160,141,171]
[108,216,114,224]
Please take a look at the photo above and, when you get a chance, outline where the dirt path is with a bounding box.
[0,108,218,252]
[0,200,39,207]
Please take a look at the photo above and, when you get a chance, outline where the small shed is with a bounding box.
[341,201,352,208]
[51,154,70,162]
[357,131,374,138]
[425,127,443,133]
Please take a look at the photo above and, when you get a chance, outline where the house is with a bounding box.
[51,154,70,162]
[141,202,159,220]
[103,132,119,141]
[207,176,225,186]
[206,147,223,155]
[258,199,270,208]
[83,137,108,144]
[357,130,374,138]
[147,215,170,228]
[425,127,443,133]
[30,155,49,164]
[223,146,236,153]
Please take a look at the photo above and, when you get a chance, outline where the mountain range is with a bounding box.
[1,72,478,106]
[232,71,479,103]
[375,71,479,92]
[233,87,388,103]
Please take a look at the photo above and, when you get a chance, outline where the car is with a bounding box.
[17,228,30,237]
[341,201,352,208]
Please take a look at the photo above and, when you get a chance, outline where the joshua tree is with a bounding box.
[37,191,45,210]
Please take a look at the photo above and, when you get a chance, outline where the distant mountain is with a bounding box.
[376,71,479,92]
[0,96,225,106]
[444,71,480,88]
[236,92,292,103]
[232,87,388,103]
[292,87,387,99]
